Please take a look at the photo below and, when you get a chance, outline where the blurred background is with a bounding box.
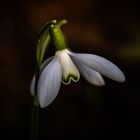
[0,0,140,139]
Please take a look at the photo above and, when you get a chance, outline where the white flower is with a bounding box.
[30,49,125,108]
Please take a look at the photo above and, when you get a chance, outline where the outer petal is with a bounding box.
[37,55,62,108]
[69,51,125,82]
[30,75,36,95]
[73,59,105,86]
[30,57,54,96]
[40,56,54,72]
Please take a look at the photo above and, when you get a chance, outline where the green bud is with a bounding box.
[49,24,67,51]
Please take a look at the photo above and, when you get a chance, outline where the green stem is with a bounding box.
[30,65,40,140]
[30,94,40,140]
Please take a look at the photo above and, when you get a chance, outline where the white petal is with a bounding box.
[69,51,125,82]
[56,49,80,85]
[30,75,36,95]
[30,57,54,96]
[37,55,62,108]
[73,59,105,86]
[40,56,54,72]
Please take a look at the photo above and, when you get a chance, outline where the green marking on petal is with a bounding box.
[62,73,80,85]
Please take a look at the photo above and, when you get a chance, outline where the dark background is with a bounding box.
[0,0,139,140]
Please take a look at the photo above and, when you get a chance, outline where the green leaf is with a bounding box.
[36,20,56,66]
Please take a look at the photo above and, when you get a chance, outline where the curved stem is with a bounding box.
[29,19,67,140]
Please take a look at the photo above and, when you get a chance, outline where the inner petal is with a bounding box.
[56,49,80,85]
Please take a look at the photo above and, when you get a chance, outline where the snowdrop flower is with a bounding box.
[30,22,125,108]
[31,48,125,108]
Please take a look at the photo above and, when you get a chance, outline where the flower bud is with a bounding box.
[49,24,67,50]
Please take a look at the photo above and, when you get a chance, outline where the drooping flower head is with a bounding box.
[30,20,125,108]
